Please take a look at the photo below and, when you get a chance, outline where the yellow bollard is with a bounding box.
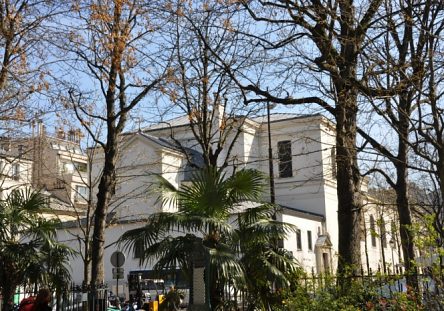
[148,300,158,311]
[158,294,165,305]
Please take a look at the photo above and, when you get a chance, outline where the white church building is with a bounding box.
[56,112,401,297]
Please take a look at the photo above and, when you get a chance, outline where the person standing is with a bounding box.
[32,288,52,311]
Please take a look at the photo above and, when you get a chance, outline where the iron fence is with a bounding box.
[3,271,443,311]
[222,271,444,310]
[297,271,443,310]
[3,284,110,311]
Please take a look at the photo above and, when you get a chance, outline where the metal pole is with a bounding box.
[267,100,275,204]
[391,248,395,273]
[389,239,395,274]
[137,274,142,309]
[206,254,212,311]
[116,276,119,300]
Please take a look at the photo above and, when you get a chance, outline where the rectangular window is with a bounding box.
[296,229,302,251]
[278,140,292,178]
[307,230,313,251]
[55,178,65,189]
[370,215,377,247]
[12,164,20,180]
[134,239,145,259]
[60,161,74,174]
[74,161,87,173]
[75,185,88,201]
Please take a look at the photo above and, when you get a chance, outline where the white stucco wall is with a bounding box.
[360,201,402,273]
[62,113,401,286]
[57,222,156,298]
[282,212,323,272]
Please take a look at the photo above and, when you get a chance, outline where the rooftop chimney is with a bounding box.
[56,127,65,139]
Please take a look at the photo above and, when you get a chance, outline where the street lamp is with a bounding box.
[389,239,396,274]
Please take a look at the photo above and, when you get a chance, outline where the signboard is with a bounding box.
[110,251,125,267]
[112,267,124,279]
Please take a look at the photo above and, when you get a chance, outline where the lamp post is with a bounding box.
[266,99,275,205]
[137,273,143,309]
[389,239,396,274]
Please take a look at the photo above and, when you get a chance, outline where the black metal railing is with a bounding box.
[222,270,444,310]
[3,284,110,311]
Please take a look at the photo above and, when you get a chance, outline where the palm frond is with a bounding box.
[208,244,245,285]
[149,235,199,272]
[236,203,275,229]
[240,219,296,247]
[119,167,299,308]
[152,174,180,207]
[225,169,265,203]
[179,168,230,217]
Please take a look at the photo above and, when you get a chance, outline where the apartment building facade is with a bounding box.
[0,124,89,218]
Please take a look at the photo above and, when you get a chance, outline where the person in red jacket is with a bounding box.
[32,288,52,311]
[19,289,52,311]
[19,296,35,311]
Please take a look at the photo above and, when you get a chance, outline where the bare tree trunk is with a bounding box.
[91,140,118,285]
[395,118,417,286]
[335,88,363,277]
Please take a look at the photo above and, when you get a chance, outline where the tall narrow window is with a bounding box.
[296,229,302,251]
[12,164,20,180]
[278,140,292,178]
[370,215,377,247]
[307,230,313,251]
[134,239,145,259]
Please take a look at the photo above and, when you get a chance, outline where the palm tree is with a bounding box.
[120,167,298,309]
[0,188,72,311]
[234,206,300,310]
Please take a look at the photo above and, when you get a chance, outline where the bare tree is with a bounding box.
[160,1,261,170]
[0,0,59,132]
[354,0,444,288]
[408,2,444,282]
[53,0,170,287]
[213,0,386,278]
